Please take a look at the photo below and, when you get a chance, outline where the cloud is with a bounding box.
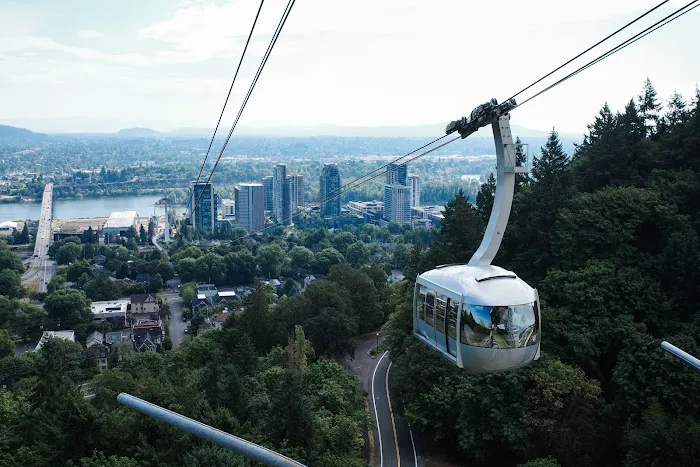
[0,36,148,66]
[77,29,104,39]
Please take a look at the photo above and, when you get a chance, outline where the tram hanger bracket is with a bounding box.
[445,98,517,138]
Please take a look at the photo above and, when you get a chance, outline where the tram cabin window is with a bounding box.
[461,303,538,349]
[425,290,435,326]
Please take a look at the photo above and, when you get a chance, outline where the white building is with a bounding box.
[273,164,291,225]
[408,174,420,207]
[411,205,445,228]
[383,185,412,225]
[91,299,130,327]
[221,199,235,217]
[103,211,138,237]
[287,174,305,213]
[348,200,384,219]
[235,183,265,232]
[0,221,18,236]
[35,330,75,351]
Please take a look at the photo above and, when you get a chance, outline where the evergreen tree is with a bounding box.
[476,172,496,223]
[638,77,661,136]
[20,223,30,244]
[139,224,147,243]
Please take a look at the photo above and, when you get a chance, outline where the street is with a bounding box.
[164,292,187,347]
[346,333,421,467]
[21,183,55,293]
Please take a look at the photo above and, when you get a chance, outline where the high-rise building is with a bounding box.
[287,174,305,213]
[273,164,291,225]
[262,176,274,212]
[189,181,218,233]
[320,164,341,217]
[383,184,412,225]
[234,183,264,232]
[386,163,408,186]
[408,174,420,207]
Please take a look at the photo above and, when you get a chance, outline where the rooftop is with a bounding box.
[35,330,75,351]
[104,211,138,229]
[91,299,130,316]
[0,221,18,229]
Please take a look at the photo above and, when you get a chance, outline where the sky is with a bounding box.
[0,0,698,134]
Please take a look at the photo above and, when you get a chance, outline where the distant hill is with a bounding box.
[0,125,46,140]
[117,127,161,138]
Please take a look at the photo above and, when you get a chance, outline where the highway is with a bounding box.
[21,183,56,293]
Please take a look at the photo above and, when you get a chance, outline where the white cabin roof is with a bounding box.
[417,264,536,306]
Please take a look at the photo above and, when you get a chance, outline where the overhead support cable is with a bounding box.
[194,0,267,188]
[504,0,672,102]
[194,0,297,214]
[513,0,700,109]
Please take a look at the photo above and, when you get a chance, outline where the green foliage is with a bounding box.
[0,269,22,298]
[0,245,24,273]
[0,329,15,358]
[56,242,82,265]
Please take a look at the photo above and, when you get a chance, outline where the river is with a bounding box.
[0,195,186,222]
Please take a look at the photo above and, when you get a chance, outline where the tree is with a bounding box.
[345,241,368,267]
[125,226,137,240]
[44,289,91,327]
[195,253,225,284]
[149,273,164,292]
[55,242,82,265]
[19,223,30,244]
[0,269,22,298]
[638,77,661,136]
[83,276,119,301]
[476,172,496,223]
[47,274,66,294]
[314,248,345,274]
[0,248,24,273]
[289,246,314,277]
[162,336,173,351]
[241,282,272,351]
[257,244,285,278]
[139,224,148,244]
[0,329,15,358]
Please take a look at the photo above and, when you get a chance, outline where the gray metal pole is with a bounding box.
[117,393,306,467]
[660,341,700,371]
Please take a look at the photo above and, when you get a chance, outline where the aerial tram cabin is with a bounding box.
[413,99,541,372]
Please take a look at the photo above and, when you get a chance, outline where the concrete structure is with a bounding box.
[234,183,264,232]
[189,181,218,233]
[412,205,445,228]
[91,299,129,327]
[348,200,384,220]
[262,176,274,212]
[21,183,54,293]
[408,174,420,207]
[320,163,341,217]
[221,199,235,218]
[35,330,75,351]
[273,164,291,225]
[0,221,18,236]
[383,184,412,225]
[386,162,408,186]
[287,174,305,213]
[103,211,138,237]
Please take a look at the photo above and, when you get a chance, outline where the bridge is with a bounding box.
[22,183,56,293]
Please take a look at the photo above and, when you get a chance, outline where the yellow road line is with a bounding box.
[386,360,401,467]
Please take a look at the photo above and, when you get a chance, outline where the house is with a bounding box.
[105,330,130,346]
[191,284,238,313]
[85,345,109,372]
[85,331,104,348]
[132,320,163,351]
[93,254,106,266]
[131,294,159,314]
[264,279,282,293]
[35,330,75,351]
[135,273,152,284]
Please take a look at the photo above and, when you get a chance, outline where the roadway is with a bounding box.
[346,333,422,467]
[164,292,188,347]
[21,183,55,293]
